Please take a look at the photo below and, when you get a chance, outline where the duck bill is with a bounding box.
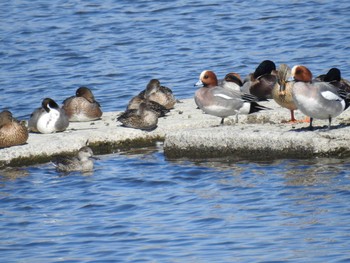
[194,80,204,87]
[279,82,286,92]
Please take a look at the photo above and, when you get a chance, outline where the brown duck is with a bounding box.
[0,110,28,148]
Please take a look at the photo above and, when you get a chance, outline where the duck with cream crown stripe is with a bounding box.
[291,65,350,130]
[194,70,270,125]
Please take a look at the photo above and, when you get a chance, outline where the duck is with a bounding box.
[272,64,300,123]
[291,65,350,130]
[194,70,270,125]
[127,94,170,117]
[0,110,29,148]
[117,102,158,131]
[143,79,176,110]
[241,60,278,100]
[315,67,350,93]
[52,146,97,173]
[220,72,243,92]
[28,98,69,133]
[62,86,102,122]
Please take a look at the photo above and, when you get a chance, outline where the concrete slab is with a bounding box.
[164,100,350,159]
[1,98,350,168]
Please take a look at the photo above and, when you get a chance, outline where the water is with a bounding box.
[1,0,350,262]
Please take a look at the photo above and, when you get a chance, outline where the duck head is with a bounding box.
[291,65,313,82]
[224,72,243,87]
[76,87,96,103]
[195,70,218,88]
[42,98,60,113]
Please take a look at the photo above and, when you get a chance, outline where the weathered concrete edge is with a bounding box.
[163,125,350,160]
[0,99,220,168]
[0,135,164,168]
[2,98,350,168]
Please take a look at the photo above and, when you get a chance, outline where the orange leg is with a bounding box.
[282,111,311,124]
[300,116,310,123]
[282,110,298,123]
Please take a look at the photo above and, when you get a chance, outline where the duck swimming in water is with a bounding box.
[52,146,97,173]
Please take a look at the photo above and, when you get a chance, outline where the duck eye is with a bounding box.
[204,75,209,79]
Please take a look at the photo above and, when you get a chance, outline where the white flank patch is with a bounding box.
[341,100,346,110]
[321,91,341,101]
[214,93,234,100]
[37,109,60,133]
[238,102,251,114]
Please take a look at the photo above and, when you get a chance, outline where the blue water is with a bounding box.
[1,0,350,262]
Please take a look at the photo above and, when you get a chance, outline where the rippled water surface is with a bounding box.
[1,0,350,262]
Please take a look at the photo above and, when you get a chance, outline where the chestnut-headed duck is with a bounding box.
[241,60,278,100]
[0,110,28,148]
[28,98,69,134]
[127,94,170,118]
[220,72,243,92]
[52,146,96,173]
[142,79,176,110]
[194,70,269,125]
[117,102,158,131]
[62,87,102,122]
[291,65,350,130]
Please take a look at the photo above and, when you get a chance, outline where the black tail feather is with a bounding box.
[249,102,271,114]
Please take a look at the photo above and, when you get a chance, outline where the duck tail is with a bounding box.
[249,102,271,114]
[345,96,350,110]
[338,89,350,110]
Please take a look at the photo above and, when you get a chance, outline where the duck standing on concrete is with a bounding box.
[291,65,350,130]
[0,110,29,148]
[272,64,300,123]
[117,102,158,131]
[28,98,69,133]
[63,86,102,122]
[143,79,176,110]
[194,70,270,125]
[241,60,278,100]
[52,146,97,173]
